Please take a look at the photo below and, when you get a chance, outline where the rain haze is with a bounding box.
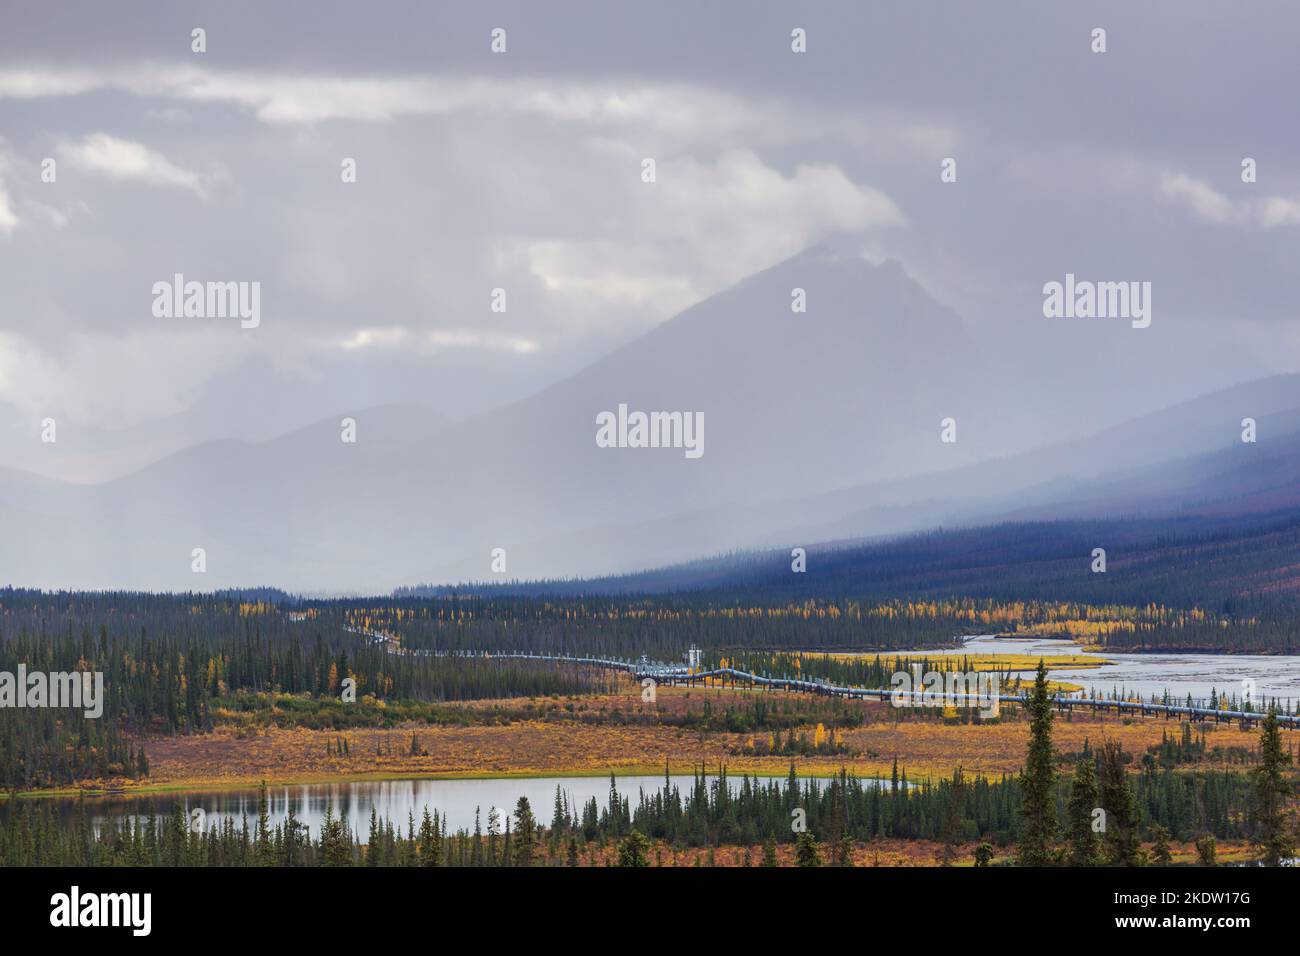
[1,0,1299,591]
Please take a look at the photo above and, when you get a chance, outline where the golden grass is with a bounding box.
[52,682,1265,795]
[819,650,1110,671]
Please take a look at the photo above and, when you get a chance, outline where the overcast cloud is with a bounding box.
[1,0,1297,460]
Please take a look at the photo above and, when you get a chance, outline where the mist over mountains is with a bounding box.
[2,247,1297,593]
[4,3,1300,601]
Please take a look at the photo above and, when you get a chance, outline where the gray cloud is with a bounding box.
[0,0,1297,482]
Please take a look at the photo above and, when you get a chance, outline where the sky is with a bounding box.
[1,0,1299,471]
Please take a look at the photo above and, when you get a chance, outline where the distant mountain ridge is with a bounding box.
[403,507,1300,632]
[399,382,1300,611]
[2,245,1298,593]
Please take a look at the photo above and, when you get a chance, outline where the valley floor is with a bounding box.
[50,684,1274,796]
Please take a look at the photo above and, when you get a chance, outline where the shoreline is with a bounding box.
[7,763,878,801]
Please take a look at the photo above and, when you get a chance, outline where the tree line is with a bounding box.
[1017,660,1296,867]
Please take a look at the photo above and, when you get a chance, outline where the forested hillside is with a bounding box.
[399,509,1300,652]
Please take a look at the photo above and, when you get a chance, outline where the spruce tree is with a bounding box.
[1017,660,1057,865]
[1065,744,1100,866]
[283,804,301,867]
[418,807,441,866]
[486,806,500,865]
[1098,739,1140,866]
[1253,708,1295,866]
[254,781,273,866]
[1150,824,1172,865]
[939,767,966,866]
[319,804,352,867]
[513,796,537,867]
[366,807,381,866]
[795,831,821,867]
[551,785,567,846]
[617,829,650,867]
[471,807,483,866]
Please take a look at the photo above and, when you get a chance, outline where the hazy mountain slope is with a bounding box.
[785,376,1300,541]
[403,508,1300,618]
[407,375,1300,586]
[357,248,989,543]
[2,245,1295,593]
[0,358,452,484]
[0,250,997,590]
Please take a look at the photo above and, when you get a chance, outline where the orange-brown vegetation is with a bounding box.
[547,837,1256,867]
[103,682,1266,793]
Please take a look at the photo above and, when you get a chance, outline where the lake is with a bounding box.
[29,773,890,838]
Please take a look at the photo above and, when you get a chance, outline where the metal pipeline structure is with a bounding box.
[471,650,1300,729]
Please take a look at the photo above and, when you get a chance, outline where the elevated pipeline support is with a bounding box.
[473,651,1300,728]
